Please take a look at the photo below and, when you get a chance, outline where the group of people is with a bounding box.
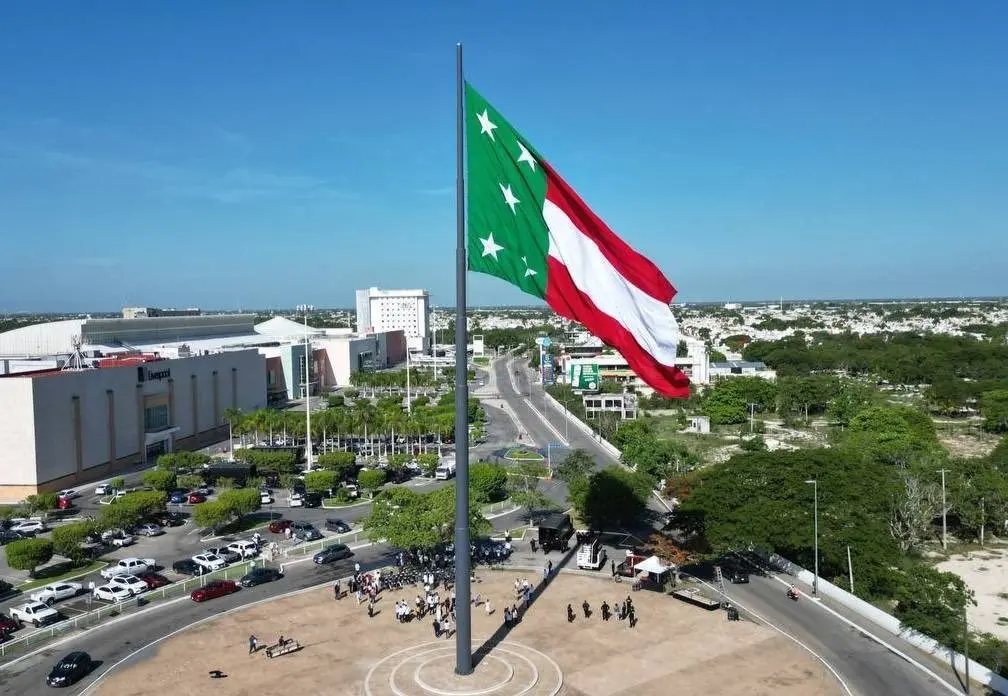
[566,595,638,628]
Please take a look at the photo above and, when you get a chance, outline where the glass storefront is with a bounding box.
[144,404,170,431]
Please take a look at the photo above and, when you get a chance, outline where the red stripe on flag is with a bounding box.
[545,256,690,398]
[542,161,677,303]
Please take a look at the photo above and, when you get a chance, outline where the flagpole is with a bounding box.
[453,41,473,676]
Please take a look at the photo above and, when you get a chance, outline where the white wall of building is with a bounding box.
[355,287,430,353]
[0,379,37,488]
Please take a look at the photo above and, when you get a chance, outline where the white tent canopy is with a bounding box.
[635,555,672,575]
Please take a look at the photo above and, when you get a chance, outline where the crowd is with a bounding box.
[565,595,638,628]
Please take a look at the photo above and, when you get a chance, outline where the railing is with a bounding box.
[482,500,517,516]
[0,559,264,660]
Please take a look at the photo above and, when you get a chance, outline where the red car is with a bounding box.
[268,519,292,534]
[0,616,22,634]
[57,496,74,510]
[191,579,238,603]
[140,573,171,590]
[187,493,206,504]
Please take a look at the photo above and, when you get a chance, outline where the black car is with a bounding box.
[729,571,750,584]
[0,530,23,545]
[154,511,186,527]
[324,518,351,534]
[302,492,322,508]
[172,559,203,576]
[46,651,93,687]
[294,526,322,542]
[313,543,353,565]
[240,567,282,587]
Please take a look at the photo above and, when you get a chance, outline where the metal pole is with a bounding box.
[806,478,818,596]
[847,545,854,594]
[453,41,473,677]
[939,468,949,550]
[406,350,412,414]
[964,603,970,695]
[303,306,314,472]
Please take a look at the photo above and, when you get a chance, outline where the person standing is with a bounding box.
[601,601,611,621]
[503,606,512,627]
[582,600,591,619]
[547,559,553,577]
[566,604,576,623]
[334,580,341,600]
[248,635,257,654]
[611,559,616,580]
[530,538,537,553]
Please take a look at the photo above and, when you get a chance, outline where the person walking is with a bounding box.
[582,600,591,619]
[611,559,616,580]
[248,635,257,654]
[503,606,512,627]
[334,580,341,600]
[547,559,553,577]
[601,601,611,621]
[530,538,537,553]
[566,604,576,623]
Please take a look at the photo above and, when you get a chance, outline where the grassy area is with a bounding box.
[19,560,107,591]
[504,447,544,461]
[205,513,281,538]
[473,356,490,366]
[322,497,367,508]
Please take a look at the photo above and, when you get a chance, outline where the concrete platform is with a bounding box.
[93,570,843,696]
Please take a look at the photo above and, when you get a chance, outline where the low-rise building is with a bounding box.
[709,360,777,381]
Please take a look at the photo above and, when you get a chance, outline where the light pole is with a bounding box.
[747,403,757,434]
[298,304,314,472]
[938,468,950,550]
[805,478,819,597]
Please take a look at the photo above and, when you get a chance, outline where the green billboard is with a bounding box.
[569,363,600,392]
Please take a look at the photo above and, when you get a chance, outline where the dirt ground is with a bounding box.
[937,549,1008,639]
[94,571,842,696]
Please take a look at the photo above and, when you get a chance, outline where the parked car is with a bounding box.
[153,511,186,527]
[56,496,74,511]
[10,520,45,535]
[29,582,84,606]
[240,567,283,587]
[260,491,273,504]
[94,483,112,495]
[288,492,304,508]
[0,579,13,598]
[302,492,322,508]
[0,615,22,634]
[136,523,163,537]
[204,546,241,564]
[187,492,207,504]
[46,651,94,687]
[192,553,226,572]
[168,490,188,504]
[313,543,353,565]
[139,573,171,590]
[10,601,60,627]
[190,579,238,603]
[268,519,293,534]
[101,557,156,579]
[294,526,322,542]
[226,540,259,559]
[101,529,135,547]
[324,518,351,534]
[171,559,203,576]
[0,530,23,545]
[729,571,750,584]
[108,574,149,595]
[93,585,132,603]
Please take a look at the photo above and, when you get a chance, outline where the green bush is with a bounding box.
[50,521,97,564]
[217,488,260,518]
[5,538,54,577]
[143,469,177,492]
[416,453,440,477]
[98,490,167,530]
[317,451,356,478]
[233,448,297,474]
[109,476,125,491]
[25,493,59,512]
[177,474,205,491]
[470,461,508,503]
[304,470,340,493]
[358,469,387,496]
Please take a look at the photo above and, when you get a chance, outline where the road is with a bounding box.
[492,354,965,696]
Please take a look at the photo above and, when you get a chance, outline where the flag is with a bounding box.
[465,83,690,398]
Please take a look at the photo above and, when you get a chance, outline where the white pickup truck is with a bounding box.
[435,462,456,480]
[10,601,60,627]
[100,557,156,579]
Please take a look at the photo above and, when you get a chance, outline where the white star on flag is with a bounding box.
[516,141,536,171]
[499,183,520,214]
[480,233,504,260]
[476,110,498,141]
[521,256,537,277]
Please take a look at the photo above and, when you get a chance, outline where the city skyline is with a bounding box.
[1,2,1006,311]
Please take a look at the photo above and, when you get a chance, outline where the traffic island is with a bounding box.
[91,571,844,696]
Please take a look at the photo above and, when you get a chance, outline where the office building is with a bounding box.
[355,287,431,353]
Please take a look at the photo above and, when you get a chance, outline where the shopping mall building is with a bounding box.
[0,311,405,500]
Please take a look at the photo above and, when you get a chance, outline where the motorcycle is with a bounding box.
[787,588,799,602]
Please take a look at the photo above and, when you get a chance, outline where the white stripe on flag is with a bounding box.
[543,199,680,366]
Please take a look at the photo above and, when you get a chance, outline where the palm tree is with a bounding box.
[223,408,244,460]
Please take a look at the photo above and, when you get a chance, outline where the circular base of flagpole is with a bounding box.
[364,639,563,696]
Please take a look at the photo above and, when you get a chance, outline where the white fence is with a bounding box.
[750,548,1008,694]
[0,559,263,659]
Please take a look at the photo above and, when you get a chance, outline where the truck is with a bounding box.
[537,512,574,552]
[434,462,457,480]
[10,601,60,627]
[576,536,607,570]
[101,557,156,579]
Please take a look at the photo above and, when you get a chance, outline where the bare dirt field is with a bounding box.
[938,548,1008,639]
[94,570,842,696]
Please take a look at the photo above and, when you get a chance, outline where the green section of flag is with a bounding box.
[465,82,549,299]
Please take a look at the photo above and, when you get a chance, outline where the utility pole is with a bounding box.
[406,349,412,415]
[297,304,315,472]
[847,545,854,594]
[938,468,950,550]
[805,479,819,596]
[980,497,986,548]
[747,402,757,434]
[964,604,971,695]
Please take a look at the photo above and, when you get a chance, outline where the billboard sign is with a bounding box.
[569,363,600,392]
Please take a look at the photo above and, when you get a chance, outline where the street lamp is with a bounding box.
[297,304,314,472]
[938,467,950,550]
[805,478,819,597]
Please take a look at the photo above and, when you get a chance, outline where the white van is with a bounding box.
[288,492,304,507]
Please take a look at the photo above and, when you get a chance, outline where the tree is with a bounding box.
[109,476,125,491]
[469,462,508,503]
[24,493,59,513]
[317,451,357,479]
[846,405,941,464]
[143,470,176,492]
[192,501,233,530]
[50,521,97,564]
[417,453,440,477]
[177,474,205,491]
[826,380,878,426]
[580,466,651,528]
[5,538,54,578]
[304,470,340,494]
[554,449,595,484]
[894,565,975,646]
[980,391,1008,433]
[216,488,261,518]
[362,485,489,549]
[740,435,768,452]
[507,461,555,514]
[98,491,167,530]
[703,385,747,425]
[889,474,939,553]
[358,469,387,497]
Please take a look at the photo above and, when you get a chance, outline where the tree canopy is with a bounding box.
[362,485,489,549]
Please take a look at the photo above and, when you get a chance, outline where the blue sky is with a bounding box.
[1,2,1005,312]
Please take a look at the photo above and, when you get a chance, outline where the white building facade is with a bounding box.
[0,350,266,501]
[355,287,431,354]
